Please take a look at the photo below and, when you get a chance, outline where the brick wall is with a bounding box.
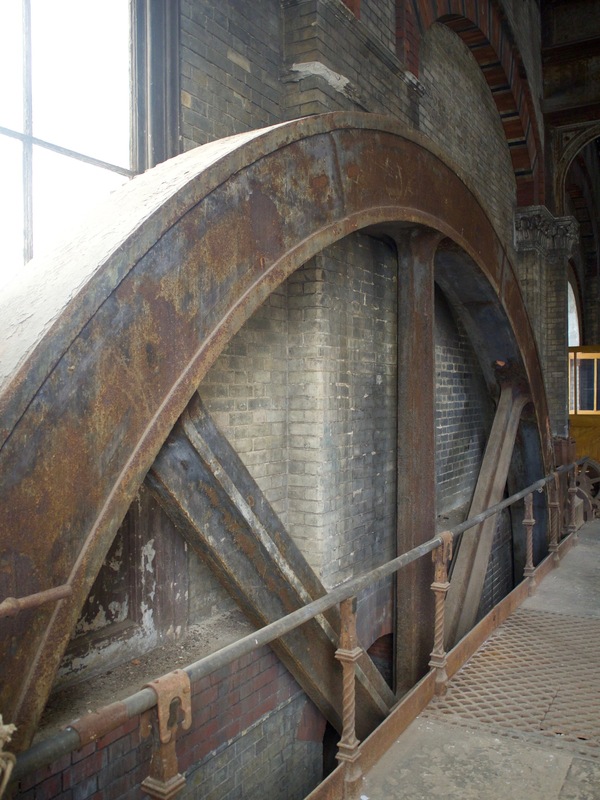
[356,578,394,653]
[310,236,397,584]
[180,650,321,800]
[286,235,398,587]
[435,288,492,520]
[16,649,324,800]
[516,248,547,363]
[180,0,284,149]
[200,288,290,525]
[283,1,529,249]
[282,0,420,126]
[181,0,521,251]
[477,507,514,620]
[545,253,570,436]
[359,0,396,52]
[201,234,397,590]
[16,717,150,800]
[418,22,517,246]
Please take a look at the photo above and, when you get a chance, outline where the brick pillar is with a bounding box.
[394,227,442,694]
[514,206,579,437]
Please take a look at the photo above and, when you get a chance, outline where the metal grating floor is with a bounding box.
[425,608,600,759]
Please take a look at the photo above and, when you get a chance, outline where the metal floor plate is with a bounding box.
[425,608,600,759]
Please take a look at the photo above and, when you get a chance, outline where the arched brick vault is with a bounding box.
[400,0,544,206]
[554,123,600,216]
[0,112,551,747]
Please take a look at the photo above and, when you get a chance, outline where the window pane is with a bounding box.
[0,0,24,131]
[0,135,25,289]
[568,282,580,347]
[569,355,575,414]
[577,359,595,411]
[32,145,128,258]
[31,0,131,167]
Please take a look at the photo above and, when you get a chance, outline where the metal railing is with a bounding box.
[5,458,587,799]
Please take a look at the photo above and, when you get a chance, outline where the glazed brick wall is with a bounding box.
[435,289,492,519]
[286,235,398,587]
[418,21,516,247]
[201,234,397,590]
[200,288,290,525]
[179,649,321,800]
[15,649,323,800]
[16,717,151,800]
[180,0,284,149]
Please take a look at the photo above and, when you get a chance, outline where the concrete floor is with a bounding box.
[360,522,600,800]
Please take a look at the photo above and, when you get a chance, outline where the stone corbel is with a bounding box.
[514,205,579,256]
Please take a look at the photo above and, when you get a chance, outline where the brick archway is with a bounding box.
[399,0,544,206]
[0,112,550,746]
[555,123,600,216]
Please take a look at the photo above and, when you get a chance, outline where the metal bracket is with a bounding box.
[145,670,192,744]
[141,671,192,800]
[432,531,453,584]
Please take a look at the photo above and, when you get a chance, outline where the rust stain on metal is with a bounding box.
[140,705,187,800]
[310,174,329,191]
[145,670,192,745]
[67,701,130,746]
[0,585,72,619]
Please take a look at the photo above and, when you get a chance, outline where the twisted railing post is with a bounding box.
[548,472,560,563]
[428,531,453,695]
[522,492,536,594]
[335,596,362,800]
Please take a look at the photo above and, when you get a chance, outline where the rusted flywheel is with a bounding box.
[0,112,552,749]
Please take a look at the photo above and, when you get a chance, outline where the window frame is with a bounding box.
[569,347,600,415]
[0,0,180,270]
[132,0,181,173]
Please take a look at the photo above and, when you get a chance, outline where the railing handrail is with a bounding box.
[450,458,585,537]
[10,457,587,781]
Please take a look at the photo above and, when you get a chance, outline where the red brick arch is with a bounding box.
[399,0,544,206]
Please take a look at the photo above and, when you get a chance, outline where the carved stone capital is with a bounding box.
[515,205,579,256]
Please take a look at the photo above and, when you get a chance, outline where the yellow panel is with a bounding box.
[570,415,600,461]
